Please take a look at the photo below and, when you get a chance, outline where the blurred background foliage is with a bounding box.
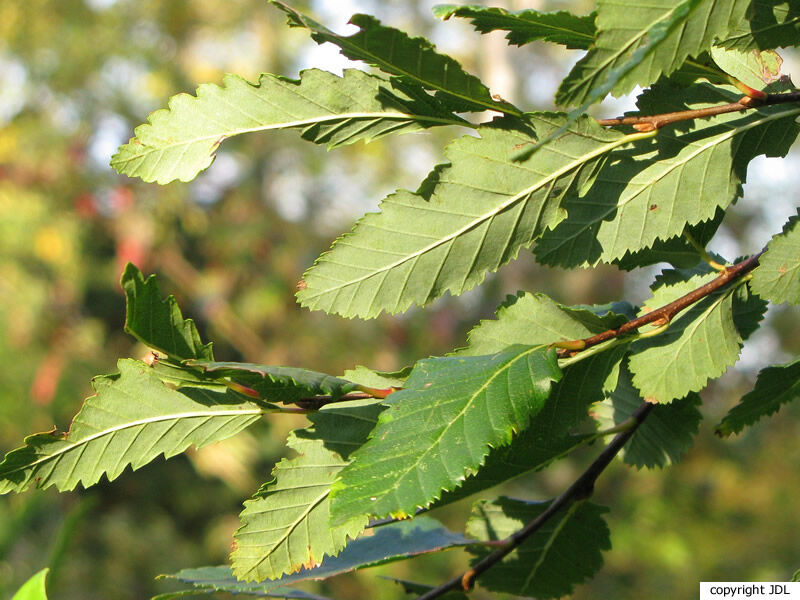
[1,0,800,598]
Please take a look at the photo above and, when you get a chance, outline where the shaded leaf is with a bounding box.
[111,69,464,184]
[732,281,768,341]
[231,402,383,581]
[187,360,360,404]
[171,518,471,592]
[716,357,800,436]
[593,362,702,468]
[298,115,627,318]
[382,577,468,599]
[0,359,265,493]
[330,346,561,522]
[467,498,610,598]
[121,263,213,361]
[433,5,596,49]
[272,1,518,115]
[536,83,800,266]
[433,428,591,509]
[751,210,800,305]
[719,0,800,50]
[152,585,327,600]
[556,0,749,107]
[12,569,49,600]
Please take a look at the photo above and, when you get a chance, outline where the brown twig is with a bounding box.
[414,402,655,600]
[596,91,800,132]
[557,252,763,358]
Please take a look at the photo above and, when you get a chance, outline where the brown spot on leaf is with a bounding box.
[644,396,659,404]
[296,280,307,291]
[649,204,658,211]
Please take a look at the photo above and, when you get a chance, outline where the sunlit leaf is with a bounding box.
[626,266,762,403]
[298,115,627,318]
[11,569,49,600]
[556,0,749,107]
[433,5,596,49]
[0,360,266,493]
[614,209,724,271]
[231,402,383,581]
[593,362,702,468]
[716,357,800,436]
[271,1,519,115]
[751,210,800,305]
[709,46,783,91]
[111,68,464,184]
[122,263,213,361]
[536,83,800,266]
[330,346,561,522]
[467,498,610,598]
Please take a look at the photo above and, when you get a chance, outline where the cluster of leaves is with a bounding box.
[6,1,800,598]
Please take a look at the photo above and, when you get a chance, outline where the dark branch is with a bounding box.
[414,402,655,600]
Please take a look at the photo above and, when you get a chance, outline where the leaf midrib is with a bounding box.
[380,346,546,504]
[113,112,465,164]
[1,408,266,479]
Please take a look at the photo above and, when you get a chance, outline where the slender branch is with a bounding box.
[414,402,655,600]
[557,251,763,359]
[596,90,800,132]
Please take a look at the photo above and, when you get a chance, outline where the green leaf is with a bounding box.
[614,209,725,271]
[709,46,783,91]
[341,365,409,390]
[433,5,596,50]
[462,292,631,431]
[298,115,629,318]
[271,1,518,115]
[121,263,213,361]
[12,569,49,600]
[716,357,800,436]
[111,69,464,184]
[626,268,748,403]
[381,577,468,599]
[732,282,768,341]
[187,360,360,404]
[462,292,628,356]
[171,517,471,592]
[719,0,800,50]
[0,359,265,493]
[556,0,749,107]
[467,498,610,598]
[154,576,332,600]
[593,363,702,468]
[433,428,591,509]
[427,294,627,507]
[751,210,800,305]
[536,83,800,267]
[330,346,561,522]
[231,402,382,582]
